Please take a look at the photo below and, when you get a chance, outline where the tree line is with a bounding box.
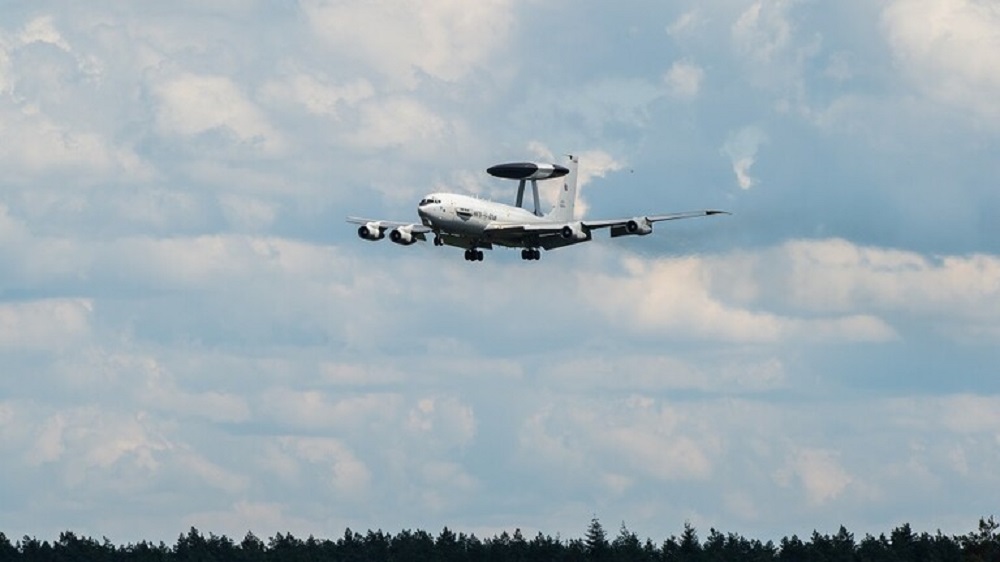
[0,516,997,562]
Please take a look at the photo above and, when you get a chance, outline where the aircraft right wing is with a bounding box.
[346,216,432,244]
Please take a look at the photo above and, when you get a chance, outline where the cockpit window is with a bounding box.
[419,198,441,206]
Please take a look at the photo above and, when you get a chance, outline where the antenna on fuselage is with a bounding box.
[514,179,543,216]
[486,161,571,217]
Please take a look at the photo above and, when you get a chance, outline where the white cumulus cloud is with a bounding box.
[883,0,1000,126]
[301,0,515,87]
[154,73,284,153]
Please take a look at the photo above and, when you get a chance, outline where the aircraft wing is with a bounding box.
[346,216,433,233]
[586,209,730,238]
[583,209,730,229]
[483,209,729,248]
[347,216,432,243]
[484,209,729,235]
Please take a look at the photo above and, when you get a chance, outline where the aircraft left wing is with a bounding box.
[484,209,729,238]
[346,216,432,244]
[481,209,728,251]
[584,209,731,237]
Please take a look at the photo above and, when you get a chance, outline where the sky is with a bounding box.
[1,0,999,546]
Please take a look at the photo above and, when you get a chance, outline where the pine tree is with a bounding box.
[678,522,702,562]
[585,518,610,562]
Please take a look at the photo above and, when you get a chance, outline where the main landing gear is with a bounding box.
[520,248,541,261]
[464,249,484,261]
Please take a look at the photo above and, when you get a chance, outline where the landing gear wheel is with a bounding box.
[522,248,540,260]
[434,235,443,246]
[475,249,484,261]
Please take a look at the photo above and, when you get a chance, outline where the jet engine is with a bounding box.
[625,217,653,235]
[560,221,589,241]
[610,216,654,238]
[358,222,384,241]
[389,226,418,246]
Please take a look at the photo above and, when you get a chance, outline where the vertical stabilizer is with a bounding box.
[545,154,578,222]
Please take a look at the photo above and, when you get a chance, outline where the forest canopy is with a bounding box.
[0,516,997,562]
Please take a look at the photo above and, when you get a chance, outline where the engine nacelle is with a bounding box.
[625,217,653,235]
[358,222,384,241]
[389,226,418,246]
[560,221,589,241]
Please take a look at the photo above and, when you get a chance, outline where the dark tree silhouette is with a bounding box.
[961,517,1000,562]
[528,532,562,562]
[0,534,18,562]
[678,521,703,562]
[778,534,806,562]
[3,514,1000,562]
[585,518,610,562]
[435,527,463,562]
[611,522,644,562]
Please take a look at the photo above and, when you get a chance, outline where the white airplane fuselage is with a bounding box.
[417,193,552,237]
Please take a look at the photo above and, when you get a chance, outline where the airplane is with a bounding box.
[347,155,729,262]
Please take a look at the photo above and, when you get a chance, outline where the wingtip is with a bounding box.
[706,210,732,215]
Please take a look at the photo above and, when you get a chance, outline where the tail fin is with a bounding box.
[545,154,578,222]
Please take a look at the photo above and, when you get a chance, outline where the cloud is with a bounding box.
[732,0,796,63]
[301,0,515,87]
[405,396,477,449]
[721,126,768,190]
[664,60,705,100]
[259,73,374,118]
[0,299,93,349]
[940,395,1000,435]
[0,107,150,183]
[667,10,702,37]
[22,407,173,491]
[133,358,251,424]
[542,354,787,394]
[581,252,897,344]
[277,437,371,500]
[893,394,1000,435]
[0,16,156,184]
[773,239,1000,341]
[580,239,1000,345]
[263,390,404,432]
[417,461,479,512]
[776,449,853,506]
[154,73,284,153]
[218,195,277,232]
[883,0,1000,126]
[346,96,450,150]
[517,396,717,486]
[16,16,71,51]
